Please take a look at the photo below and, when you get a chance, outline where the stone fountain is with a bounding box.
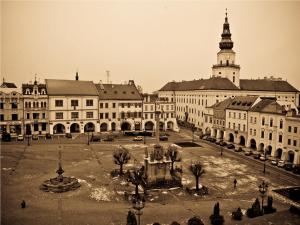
[40,151,80,193]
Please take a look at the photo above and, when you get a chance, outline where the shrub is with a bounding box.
[209,202,224,225]
[231,207,243,220]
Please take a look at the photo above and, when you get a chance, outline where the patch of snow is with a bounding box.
[87,175,96,180]
[2,167,12,171]
[120,181,127,186]
[90,187,111,202]
[83,148,89,151]
[182,177,192,185]
[116,191,125,195]
[162,191,168,194]
[78,179,92,188]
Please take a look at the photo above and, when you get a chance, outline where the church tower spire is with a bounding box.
[212,9,240,88]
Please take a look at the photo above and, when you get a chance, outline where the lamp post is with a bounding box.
[87,131,90,145]
[192,124,196,142]
[132,197,145,225]
[258,180,268,214]
[263,148,267,173]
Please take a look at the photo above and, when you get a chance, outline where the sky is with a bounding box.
[1,0,300,93]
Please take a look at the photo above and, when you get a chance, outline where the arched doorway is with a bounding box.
[266,145,272,155]
[135,123,141,131]
[259,143,264,152]
[121,122,131,131]
[167,121,174,130]
[219,130,224,139]
[205,127,211,135]
[100,123,108,132]
[275,148,283,159]
[287,151,295,163]
[111,122,116,131]
[159,122,164,131]
[250,139,257,150]
[212,128,217,138]
[53,123,65,134]
[84,122,95,132]
[70,123,80,133]
[239,136,246,146]
[229,133,234,142]
[145,121,154,131]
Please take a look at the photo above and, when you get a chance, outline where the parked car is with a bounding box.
[277,160,285,168]
[65,133,72,138]
[284,163,293,171]
[133,136,143,141]
[259,155,267,161]
[46,133,52,139]
[215,140,221,145]
[202,135,209,140]
[227,144,235,149]
[17,135,24,141]
[244,150,252,156]
[210,138,216,143]
[235,147,243,152]
[253,153,261,159]
[159,135,168,141]
[220,141,227,147]
[2,133,11,142]
[103,136,114,142]
[32,134,39,140]
[292,165,300,175]
[90,135,101,142]
[270,158,279,166]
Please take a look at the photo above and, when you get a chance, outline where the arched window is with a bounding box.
[233,76,235,83]
[220,60,222,65]
[279,119,283,129]
[25,89,30,95]
[226,60,229,66]
[33,102,36,108]
[262,117,265,126]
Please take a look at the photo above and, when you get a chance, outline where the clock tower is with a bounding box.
[212,10,240,88]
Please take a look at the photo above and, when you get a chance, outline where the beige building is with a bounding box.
[158,13,299,131]
[22,78,49,135]
[284,113,300,164]
[142,93,178,132]
[0,81,24,136]
[46,74,99,135]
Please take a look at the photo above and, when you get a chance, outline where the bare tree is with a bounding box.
[113,146,131,175]
[166,145,181,173]
[127,166,145,197]
[190,162,204,192]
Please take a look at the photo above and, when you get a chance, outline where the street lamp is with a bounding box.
[263,148,267,173]
[192,125,196,142]
[258,180,268,214]
[132,197,145,225]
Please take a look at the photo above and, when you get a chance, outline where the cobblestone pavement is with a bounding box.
[1,131,300,225]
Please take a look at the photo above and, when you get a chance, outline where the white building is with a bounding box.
[46,74,99,135]
[158,12,299,131]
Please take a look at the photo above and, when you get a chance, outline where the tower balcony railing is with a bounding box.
[212,64,240,69]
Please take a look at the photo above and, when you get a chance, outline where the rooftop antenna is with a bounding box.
[106,70,110,84]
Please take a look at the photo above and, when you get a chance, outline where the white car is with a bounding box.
[277,160,285,168]
[17,135,24,141]
[133,136,143,141]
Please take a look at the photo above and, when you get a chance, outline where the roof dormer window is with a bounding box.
[25,89,31,95]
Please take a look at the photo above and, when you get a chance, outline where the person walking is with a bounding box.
[234,179,237,189]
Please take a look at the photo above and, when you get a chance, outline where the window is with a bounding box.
[71,112,79,119]
[250,117,253,123]
[100,103,103,108]
[56,112,63,119]
[254,129,256,136]
[112,112,116,119]
[238,113,241,119]
[12,114,18,120]
[42,113,45,119]
[42,123,47,131]
[33,113,39,119]
[233,123,235,129]
[269,132,272,140]
[34,124,38,131]
[86,99,93,106]
[105,113,109,119]
[71,100,78,107]
[279,120,283,129]
[112,103,116,108]
[233,76,235,83]
[293,140,297,146]
[228,122,231,129]
[145,114,148,119]
[243,124,246,131]
[278,135,282,143]
[0,103,4,109]
[261,131,264,138]
[288,139,291,145]
[229,112,231,118]
[100,113,103,119]
[250,129,252,135]
[270,118,273,127]
[238,124,241,130]
[11,102,18,109]
[55,100,63,107]
[86,112,93,118]
[0,114,4,121]
[262,117,265,126]
[288,126,292,132]
[105,103,108,108]
[233,112,236,118]
[294,127,298,133]
[26,113,30,119]
[254,117,257,124]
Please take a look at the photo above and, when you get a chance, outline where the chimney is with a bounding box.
[128,80,135,86]
[75,72,79,81]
